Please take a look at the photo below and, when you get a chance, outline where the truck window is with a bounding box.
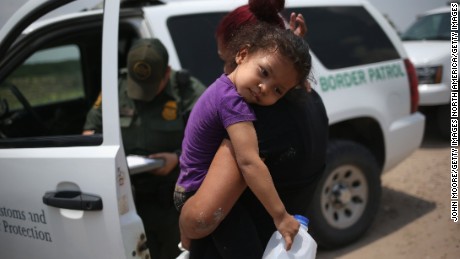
[285,7,400,69]
[168,7,400,76]
[401,12,452,41]
[0,23,104,148]
[1,45,84,111]
[167,13,226,86]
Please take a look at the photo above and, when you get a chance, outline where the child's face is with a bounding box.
[229,47,299,106]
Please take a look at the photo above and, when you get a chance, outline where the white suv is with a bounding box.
[402,6,453,138]
[0,0,425,258]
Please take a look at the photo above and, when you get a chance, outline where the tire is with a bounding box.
[307,140,381,249]
[436,105,450,140]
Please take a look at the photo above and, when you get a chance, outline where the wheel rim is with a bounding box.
[320,164,368,229]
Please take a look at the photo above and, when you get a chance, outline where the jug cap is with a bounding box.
[294,215,309,227]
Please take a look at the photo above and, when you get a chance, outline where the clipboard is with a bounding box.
[127,155,165,175]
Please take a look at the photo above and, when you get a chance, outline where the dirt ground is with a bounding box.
[317,118,460,259]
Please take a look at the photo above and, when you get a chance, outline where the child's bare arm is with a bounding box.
[226,121,299,250]
[226,121,284,216]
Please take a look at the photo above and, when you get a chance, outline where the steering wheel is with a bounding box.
[7,83,48,132]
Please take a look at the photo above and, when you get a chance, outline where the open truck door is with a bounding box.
[0,0,148,258]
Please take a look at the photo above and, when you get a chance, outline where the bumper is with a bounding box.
[419,83,451,106]
[383,112,425,172]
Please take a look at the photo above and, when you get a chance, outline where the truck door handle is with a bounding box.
[43,191,103,211]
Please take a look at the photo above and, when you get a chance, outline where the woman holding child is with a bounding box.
[175,0,329,258]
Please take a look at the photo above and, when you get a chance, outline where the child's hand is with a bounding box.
[274,212,300,251]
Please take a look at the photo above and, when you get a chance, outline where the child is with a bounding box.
[174,21,312,252]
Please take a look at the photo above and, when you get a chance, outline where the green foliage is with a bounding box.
[0,60,84,110]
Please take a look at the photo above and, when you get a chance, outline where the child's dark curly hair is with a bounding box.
[227,22,311,87]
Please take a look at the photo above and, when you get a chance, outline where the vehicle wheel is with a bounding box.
[436,105,450,140]
[307,140,381,249]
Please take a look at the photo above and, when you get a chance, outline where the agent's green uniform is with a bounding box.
[83,70,205,258]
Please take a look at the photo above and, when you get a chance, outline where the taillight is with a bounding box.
[404,58,419,113]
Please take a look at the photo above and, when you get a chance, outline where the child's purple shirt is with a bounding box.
[176,74,256,192]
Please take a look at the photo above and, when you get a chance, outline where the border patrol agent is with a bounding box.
[83,38,205,258]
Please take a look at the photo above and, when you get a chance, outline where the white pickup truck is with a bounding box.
[402,6,453,139]
[0,0,425,258]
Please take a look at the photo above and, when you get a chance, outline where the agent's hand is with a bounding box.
[274,212,300,251]
[148,152,178,176]
[82,130,95,135]
[289,12,307,37]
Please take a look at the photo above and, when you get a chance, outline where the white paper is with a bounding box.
[126,155,165,175]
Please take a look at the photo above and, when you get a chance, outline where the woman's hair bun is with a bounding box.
[249,0,285,22]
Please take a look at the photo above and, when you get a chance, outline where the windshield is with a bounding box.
[0,0,25,29]
[401,12,451,41]
[1,0,101,31]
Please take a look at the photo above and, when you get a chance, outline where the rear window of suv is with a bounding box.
[168,13,225,86]
[167,6,400,85]
[286,7,400,69]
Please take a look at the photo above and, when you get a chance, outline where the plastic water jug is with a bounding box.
[262,215,317,259]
